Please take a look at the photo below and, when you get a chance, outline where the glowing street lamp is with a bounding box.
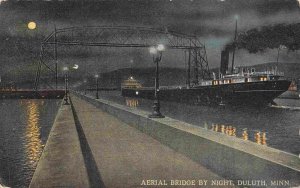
[63,66,69,105]
[148,44,165,118]
[83,79,87,95]
[72,64,79,70]
[157,44,165,51]
[95,74,99,99]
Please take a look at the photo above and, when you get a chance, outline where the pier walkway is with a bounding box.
[30,102,90,188]
[69,94,224,187]
[30,94,229,188]
[30,93,300,188]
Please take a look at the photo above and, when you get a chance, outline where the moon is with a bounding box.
[73,64,79,69]
[27,21,36,30]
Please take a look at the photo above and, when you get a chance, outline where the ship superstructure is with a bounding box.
[121,51,291,105]
[121,21,291,105]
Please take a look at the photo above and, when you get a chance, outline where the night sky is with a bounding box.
[0,0,299,81]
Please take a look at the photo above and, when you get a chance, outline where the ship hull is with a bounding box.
[121,80,291,105]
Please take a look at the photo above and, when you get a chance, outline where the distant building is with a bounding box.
[121,76,142,89]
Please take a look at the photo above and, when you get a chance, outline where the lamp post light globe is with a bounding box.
[149,47,157,55]
[148,44,165,118]
[234,14,239,21]
[63,66,69,72]
[72,64,79,70]
[95,74,99,99]
[157,44,165,52]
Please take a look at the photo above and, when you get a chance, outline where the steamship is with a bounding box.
[121,20,291,105]
[121,51,291,105]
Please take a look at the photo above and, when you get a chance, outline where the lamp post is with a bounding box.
[83,79,87,95]
[95,74,99,99]
[63,66,69,105]
[148,44,165,118]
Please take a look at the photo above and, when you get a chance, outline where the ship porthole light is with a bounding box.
[135,91,139,95]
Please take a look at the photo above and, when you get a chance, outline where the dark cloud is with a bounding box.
[0,0,299,81]
[2,0,299,36]
[227,23,300,53]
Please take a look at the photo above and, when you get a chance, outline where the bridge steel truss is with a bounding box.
[34,26,211,90]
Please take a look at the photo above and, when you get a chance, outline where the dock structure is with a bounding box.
[30,92,300,188]
[29,102,90,187]
[30,94,225,188]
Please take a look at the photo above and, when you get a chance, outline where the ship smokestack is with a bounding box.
[220,50,229,75]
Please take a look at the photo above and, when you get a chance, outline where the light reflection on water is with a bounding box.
[125,97,268,145]
[0,99,59,188]
[94,90,300,155]
[209,123,268,145]
[24,101,44,168]
[126,98,272,146]
[125,98,139,107]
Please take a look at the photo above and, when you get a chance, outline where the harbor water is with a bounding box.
[0,99,60,188]
[92,90,300,156]
[0,93,299,187]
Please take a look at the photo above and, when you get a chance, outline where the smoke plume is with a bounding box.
[227,23,300,53]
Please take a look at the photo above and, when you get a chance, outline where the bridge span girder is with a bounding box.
[35,26,211,90]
